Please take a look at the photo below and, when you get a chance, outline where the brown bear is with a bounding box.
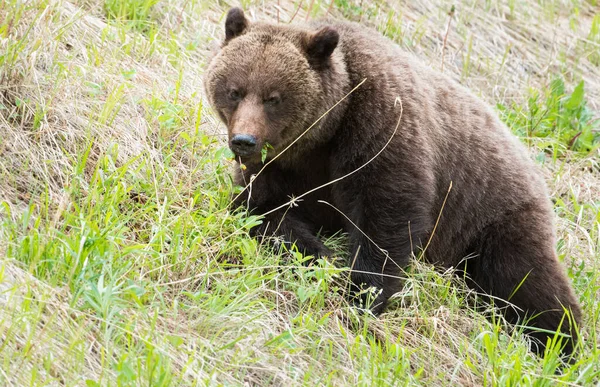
[204,7,582,358]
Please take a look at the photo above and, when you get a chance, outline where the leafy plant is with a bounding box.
[498,78,600,156]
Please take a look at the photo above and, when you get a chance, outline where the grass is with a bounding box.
[0,0,599,385]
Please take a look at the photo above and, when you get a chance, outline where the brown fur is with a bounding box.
[204,8,582,358]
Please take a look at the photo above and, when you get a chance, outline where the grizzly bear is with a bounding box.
[204,7,582,357]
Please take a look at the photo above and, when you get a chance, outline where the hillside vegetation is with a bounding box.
[0,0,599,385]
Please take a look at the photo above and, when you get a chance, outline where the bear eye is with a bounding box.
[228,89,242,102]
[264,93,281,106]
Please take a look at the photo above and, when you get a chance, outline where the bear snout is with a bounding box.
[230,134,259,156]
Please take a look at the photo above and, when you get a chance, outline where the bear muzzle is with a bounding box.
[230,134,259,157]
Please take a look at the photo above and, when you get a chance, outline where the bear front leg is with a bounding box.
[250,210,332,260]
[347,237,402,313]
[348,218,432,314]
[233,164,332,261]
[342,192,434,314]
[330,159,436,313]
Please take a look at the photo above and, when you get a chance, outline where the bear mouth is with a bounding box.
[230,146,257,158]
[229,145,266,164]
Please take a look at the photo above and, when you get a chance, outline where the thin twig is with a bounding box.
[289,0,303,23]
[441,5,455,72]
[420,181,453,257]
[305,0,316,21]
[327,0,335,15]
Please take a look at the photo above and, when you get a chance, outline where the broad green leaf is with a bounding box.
[565,80,585,109]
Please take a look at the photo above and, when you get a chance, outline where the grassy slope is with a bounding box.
[0,0,599,385]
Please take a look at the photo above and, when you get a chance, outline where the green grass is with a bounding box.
[103,0,159,32]
[0,0,599,385]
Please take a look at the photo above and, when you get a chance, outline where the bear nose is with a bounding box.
[230,134,258,156]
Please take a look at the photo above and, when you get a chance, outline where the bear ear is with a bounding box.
[224,7,249,43]
[304,27,339,68]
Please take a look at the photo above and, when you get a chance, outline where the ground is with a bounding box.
[0,0,599,385]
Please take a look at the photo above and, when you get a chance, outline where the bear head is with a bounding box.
[204,8,345,162]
